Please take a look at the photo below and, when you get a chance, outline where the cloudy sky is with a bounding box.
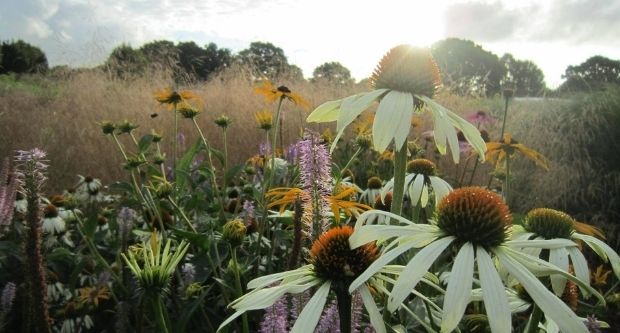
[2,0,619,88]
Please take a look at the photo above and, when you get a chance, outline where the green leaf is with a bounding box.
[210,148,225,166]
[138,133,154,153]
[176,138,202,191]
[225,164,245,185]
[82,213,99,239]
[170,226,211,253]
[107,181,134,194]
[46,248,75,262]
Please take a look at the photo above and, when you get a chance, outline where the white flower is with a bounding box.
[307,45,486,162]
[349,188,604,333]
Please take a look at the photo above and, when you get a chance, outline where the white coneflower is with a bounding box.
[42,204,65,235]
[358,177,383,206]
[75,175,104,205]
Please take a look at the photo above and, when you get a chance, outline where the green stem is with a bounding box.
[340,147,363,177]
[191,118,227,220]
[524,302,543,333]
[231,246,249,333]
[335,281,352,333]
[153,297,171,333]
[269,97,285,189]
[255,129,272,275]
[500,96,509,139]
[74,213,126,297]
[390,141,408,222]
[504,156,511,205]
[168,199,197,232]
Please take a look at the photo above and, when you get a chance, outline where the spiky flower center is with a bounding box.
[406,158,437,176]
[309,226,379,281]
[370,45,442,108]
[43,204,59,218]
[436,187,512,248]
[524,208,575,239]
[367,176,383,190]
[374,192,392,212]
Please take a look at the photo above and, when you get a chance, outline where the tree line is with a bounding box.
[2,38,620,97]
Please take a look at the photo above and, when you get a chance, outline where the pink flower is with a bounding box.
[465,110,496,125]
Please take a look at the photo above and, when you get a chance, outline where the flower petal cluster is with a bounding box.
[307,45,486,162]
[349,187,604,333]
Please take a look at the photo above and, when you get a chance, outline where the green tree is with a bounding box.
[560,55,620,92]
[431,38,506,97]
[312,62,352,84]
[177,41,232,81]
[501,53,546,97]
[0,39,48,75]
[140,40,179,70]
[238,41,289,78]
[105,43,147,77]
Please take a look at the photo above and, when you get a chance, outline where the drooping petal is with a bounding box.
[306,99,343,122]
[349,234,436,293]
[573,233,620,279]
[234,281,319,310]
[337,90,387,133]
[429,176,452,203]
[441,243,475,332]
[387,236,455,312]
[359,284,386,333]
[494,249,589,333]
[291,280,332,333]
[549,247,569,296]
[372,90,413,152]
[409,174,425,207]
[477,246,512,333]
[566,246,591,297]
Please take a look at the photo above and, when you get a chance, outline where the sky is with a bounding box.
[2,0,620,88]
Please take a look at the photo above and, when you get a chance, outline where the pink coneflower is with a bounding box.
[465,110,496,125]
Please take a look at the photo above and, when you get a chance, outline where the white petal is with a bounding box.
[429,176,452,203]
[353,210,416,230]
[574,234,620,279]
[380,177,396,207]
[420,183,429,207]
[373,91,413,152]
[387,236,455,311]
[477,246,512,333]
[409,175,425,207]
[306,99,343,122]
[247,266,312,289]
[291,280,332,333]
[349,234,435,293]
[337,90,387,133]
[359,284,386,333]
[234,282,319,310]
[441,243,475,333]
[495,249,589,333]
[506,239,577,249]
[217,310,245,332]
[549,247,569,296]
[566,246,591,297]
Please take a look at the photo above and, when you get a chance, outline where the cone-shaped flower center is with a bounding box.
[436,187,512,248]
[374,192,392,212]
[370,45,442,108]
[43,204,59,218]
[524,208,575,239]
[406,158,437,176]
[367,176,383,190]
[309,226,379,281]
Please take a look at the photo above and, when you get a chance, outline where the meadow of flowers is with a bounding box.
[1,45,619,333]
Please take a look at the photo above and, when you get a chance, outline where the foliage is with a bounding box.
[177,41,232,81]
[104,43,148,78]
[560,55,620,92]
[431,38,506,97]
[0,39,48,75]
[501,53,546,97]
[312,62,352,84]
[238,41,294,79]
